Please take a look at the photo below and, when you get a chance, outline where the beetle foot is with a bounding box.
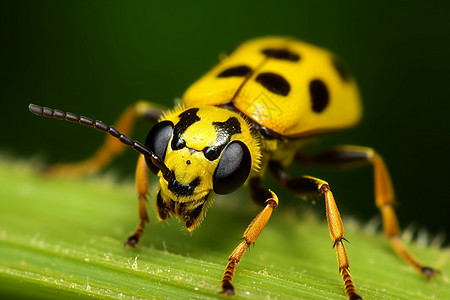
[124,234,139,247]
[219,280,235,296]
[422,266,440,279]
[350,294,363,300]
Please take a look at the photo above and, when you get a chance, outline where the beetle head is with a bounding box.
[145,106,261,230]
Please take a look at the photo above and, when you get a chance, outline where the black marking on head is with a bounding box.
[309,79,329,113]
[214,117,242,137]
[168,174,201,197]
[217,65,252,78]
[261,48,300,62]
[172,108,200,150]
[255,72,290,96]
[203,117,242,161]
[172,138,186,150]
[332,57,351,82]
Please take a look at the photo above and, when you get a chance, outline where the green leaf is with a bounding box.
[0,158,448,299]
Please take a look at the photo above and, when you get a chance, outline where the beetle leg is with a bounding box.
[45,101,165,177]
[124,154,150,247]
[294,145,439,278]
[268,163,362,300]
[220,184,278,295]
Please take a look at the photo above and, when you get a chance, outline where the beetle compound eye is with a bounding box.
[145,120,174,174]
[213,141,251,195]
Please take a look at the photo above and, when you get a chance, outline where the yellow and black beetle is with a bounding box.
[28,37,438,299]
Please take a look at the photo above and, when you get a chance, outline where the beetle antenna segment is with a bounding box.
[28,104,171,179]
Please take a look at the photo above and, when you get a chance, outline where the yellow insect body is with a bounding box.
[28,36,438,300]
[183,37,362,137]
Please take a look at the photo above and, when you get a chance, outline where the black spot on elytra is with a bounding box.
[255,72,290,96]
[261,48,300,62]
[171,108,200,150]
[217,65,252,78]
[309,79,329,113]
[332,57,351,82]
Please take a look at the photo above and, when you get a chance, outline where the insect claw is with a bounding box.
[422,266,440,279]
[124,235,139,248]
[219,280,235,296]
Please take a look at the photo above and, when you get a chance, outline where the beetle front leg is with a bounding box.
[220,187,279,295]
[125,154,150,247]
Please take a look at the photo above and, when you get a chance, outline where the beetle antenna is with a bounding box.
[28,103,171,180]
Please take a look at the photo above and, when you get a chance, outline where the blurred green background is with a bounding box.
[1,1,449,242]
